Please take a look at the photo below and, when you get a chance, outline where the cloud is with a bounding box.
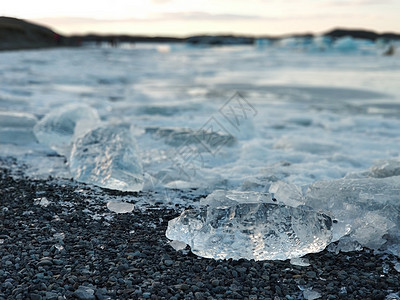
[157,11,267,21]
[33,12,269,26]
[32,9,381,29]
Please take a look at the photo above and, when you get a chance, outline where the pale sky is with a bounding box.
[2,0,400,36]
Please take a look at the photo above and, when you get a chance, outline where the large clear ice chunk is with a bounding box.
[305,176,400,253]
[166,190,332,260]
[33,104,100,156]
[69,125,144,191]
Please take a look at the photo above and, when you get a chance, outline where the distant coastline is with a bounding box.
[1,16,400,51]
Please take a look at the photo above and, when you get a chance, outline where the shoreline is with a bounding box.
[1,158,399,300]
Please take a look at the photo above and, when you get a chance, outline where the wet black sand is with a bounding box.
[0,158,399,300]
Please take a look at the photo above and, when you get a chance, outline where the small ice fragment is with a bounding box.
[107,201,134,213]
[169,240,187,251]
[70,125,144,191]
[34,197,50,207]
[0,239,4,244]
[327,236,363,254]
[269,181,304,207]
[92,214,102,220]
[290,257,310,267]
[339,287,347,294]
[303,289,321,300]
[166,190,332,261]
[394,263,400,273]
[55,244,64,251]
[34,103,100,156]
[386,293,400,300]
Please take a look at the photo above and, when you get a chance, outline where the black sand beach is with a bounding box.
[0,158,399,300]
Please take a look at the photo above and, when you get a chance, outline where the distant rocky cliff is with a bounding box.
[0,17,71,51]
[325,28,400,41]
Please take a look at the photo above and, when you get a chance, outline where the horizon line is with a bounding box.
[2,16,400,40]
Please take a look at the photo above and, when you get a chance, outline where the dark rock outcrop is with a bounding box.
[325,28,400,41]
[185,35,254,45]
[69,34,183,45]
[0,16,69,51]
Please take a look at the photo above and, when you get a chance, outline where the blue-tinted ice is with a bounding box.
[0,111,38,145]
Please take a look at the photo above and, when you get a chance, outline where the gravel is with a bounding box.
[0,157,399,300]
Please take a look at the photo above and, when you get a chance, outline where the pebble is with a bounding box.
[45,292,58,300]
[306,271,317,278]
[29,293,42,300]
[195,292,204,299]
[211,279,219,287]
[73,286,95,300]
[164,259,174,266]
[3,282,13,289]
[37,259,53,266]
[365,262,375,268]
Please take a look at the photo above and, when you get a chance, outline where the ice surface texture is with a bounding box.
[33,104,100,156]
[166,190,332,260]
[70,125,144,192]
[370,159,400,178]
[305,176,400,253]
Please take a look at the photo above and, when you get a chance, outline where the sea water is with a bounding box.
[1,42,399,187]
